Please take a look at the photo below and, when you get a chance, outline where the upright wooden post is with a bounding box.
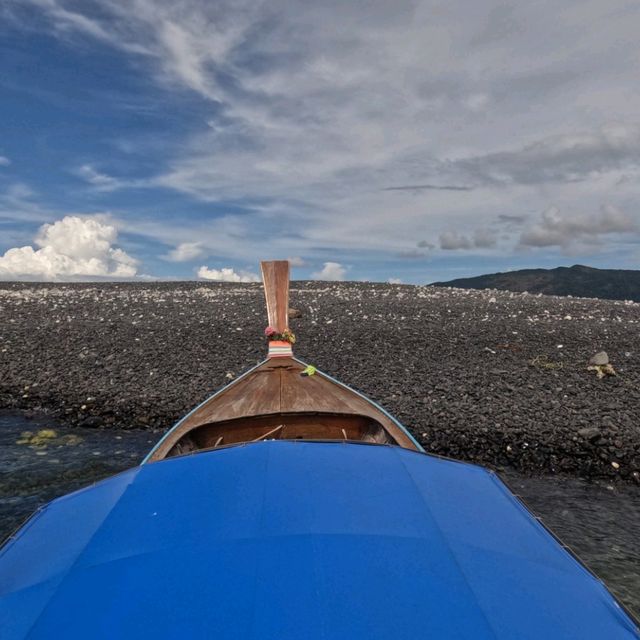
[261,260,292,357]
[261,260,290,332]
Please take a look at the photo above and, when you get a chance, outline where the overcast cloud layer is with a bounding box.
[1,0,640,281]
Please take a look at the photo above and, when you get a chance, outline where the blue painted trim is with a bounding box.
[292,356,424,452]
[141,359,269,464]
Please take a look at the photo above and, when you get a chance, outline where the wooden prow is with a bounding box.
[144,258,422,461]
[261,260,290,333]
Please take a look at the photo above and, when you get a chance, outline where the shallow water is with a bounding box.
[501,471,640,616]
[1,411,638,618]
[0,411,156,539]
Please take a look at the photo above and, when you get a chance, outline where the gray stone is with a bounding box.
[578,427,602,442]
[589,351,609,365]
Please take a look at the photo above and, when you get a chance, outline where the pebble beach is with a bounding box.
[1,281,639,483]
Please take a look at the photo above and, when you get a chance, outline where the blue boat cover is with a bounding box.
[1,441,638,639]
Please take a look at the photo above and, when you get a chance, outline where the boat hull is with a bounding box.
[144,357,421,461]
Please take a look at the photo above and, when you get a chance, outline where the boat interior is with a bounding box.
[146,261,419,462]
[166,412,395,458]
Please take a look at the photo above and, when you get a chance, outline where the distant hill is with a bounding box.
[431,265,640,302]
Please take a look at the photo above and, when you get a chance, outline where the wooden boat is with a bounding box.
[1,261,638,639]
[145,261,420,462]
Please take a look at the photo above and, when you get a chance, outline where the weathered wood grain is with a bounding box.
[260,260,289,332]
[148,357,419,461]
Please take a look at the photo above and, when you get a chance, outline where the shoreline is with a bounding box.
[1,281,639,484]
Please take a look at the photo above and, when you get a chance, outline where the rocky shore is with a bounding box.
[1,281,639,483]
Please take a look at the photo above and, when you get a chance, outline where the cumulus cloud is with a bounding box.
[519,205,637,249]
[287,256,306,267]
[312,262,347,281]
[0,216,138,280]
[439,229,497,250]
[439,232,472,250]
[197,266,259,282]
[0,156,10,166]
[165,241,204,262]
[388,277,403,284]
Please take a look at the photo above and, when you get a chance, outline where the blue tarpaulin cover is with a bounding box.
[1,441,638,639]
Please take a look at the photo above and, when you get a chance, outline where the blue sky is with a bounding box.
[1,1,640,283]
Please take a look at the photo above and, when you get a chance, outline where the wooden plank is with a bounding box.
[260,260,290,332]
[280,365,355,413]
[251,424,284,442]
[148,366,282,460]
[189,369,282,424]
[279,363,418,449]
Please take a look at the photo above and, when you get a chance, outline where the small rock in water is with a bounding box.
[589,351,609,365]
[79,416,103,429]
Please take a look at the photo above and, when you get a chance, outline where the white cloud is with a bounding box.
[288,256,306,267]
[519,205,637,249]
[75,164,120,191]
[165,241,204,262]
[0,216,138,280]
[11,0,148,55]
[388,277,403,284]
[312,262,347,281]
[464,93,490,112]
[0,156,10,166]
[197,266,259,282]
